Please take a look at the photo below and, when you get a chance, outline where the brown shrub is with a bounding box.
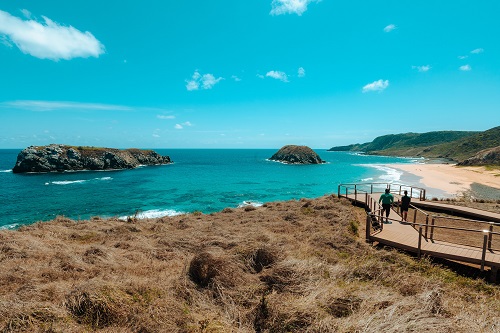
[323,296,362,318]
[252,247,278,273]
[65,285,131,328]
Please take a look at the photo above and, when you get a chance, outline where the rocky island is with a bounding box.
[269,145,325,164]
[12,144,172,173]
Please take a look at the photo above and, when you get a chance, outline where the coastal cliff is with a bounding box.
[12,144,171,173]
[457,146,500,166]
[270,145,325,164]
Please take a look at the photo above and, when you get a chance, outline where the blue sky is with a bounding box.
[0,0,499,149]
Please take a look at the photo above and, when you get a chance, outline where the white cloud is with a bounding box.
[459,64,471,71]
[175,124,183,130]
[0,100,132,112]
[182,121,193,127]
[412,65,431,72]
[383,24,397,33]
[202,73,223,89]
[152,134,160,138]
[186,71,223,91]
[470,48,484,54]
[362,79,389,93]
[157,115,175,120]
[0,9,105,60]
[266,70,289,82]
[270,0,319,16]
[20,9,32,19]
[231,75,242,82]
[458,55,468,60]
[298,67,305,77]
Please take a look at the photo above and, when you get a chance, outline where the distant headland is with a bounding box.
[12,144,171,173]
[269,145,325,164]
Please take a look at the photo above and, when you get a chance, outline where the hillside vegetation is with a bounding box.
[328,126,500,163]
[0,196,498,332]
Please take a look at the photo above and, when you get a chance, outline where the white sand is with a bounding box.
[389,163,500,196]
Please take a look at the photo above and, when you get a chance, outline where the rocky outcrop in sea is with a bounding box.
[269,145,325,164]
[457,146,500,166]
[12,144,172,173]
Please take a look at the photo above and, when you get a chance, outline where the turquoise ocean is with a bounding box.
[0,149,429,229]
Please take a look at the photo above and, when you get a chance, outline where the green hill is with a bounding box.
[328,126,500,163]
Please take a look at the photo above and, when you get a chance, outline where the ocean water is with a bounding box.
[0,149,423,229]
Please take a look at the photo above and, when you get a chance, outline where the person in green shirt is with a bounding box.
[379,188,394,223]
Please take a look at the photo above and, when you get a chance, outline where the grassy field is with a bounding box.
[0,196,499,332]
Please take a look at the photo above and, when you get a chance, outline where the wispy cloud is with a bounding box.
[470,48,484,54]
[157,115,175,120]
[185,71,223,91]
[0,9,105,60]
[458,55,468,60]
[270,0,319,16]
[362,79,389,93]
[174,121,193,130]
[297,67,305,77]
[231,75,242,82]
[383,24,397,33]
[459,64,471,71]
[266,70,289,82]
[412,65,431,72]
[1,100,132,112]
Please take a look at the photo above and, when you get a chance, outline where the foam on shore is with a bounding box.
[119,209,185,220]
[0,169,12,173]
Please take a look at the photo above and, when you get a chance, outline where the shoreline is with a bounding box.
[388,163,500,198]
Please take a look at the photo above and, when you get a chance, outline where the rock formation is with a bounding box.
[269,145,325,164]
[12,144,172,173]
[457,146,500,166]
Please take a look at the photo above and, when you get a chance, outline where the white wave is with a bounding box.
[0,223,20,230]
[238,200,264,208]
[119,209,185,220]
[0,169,12,173]
[361,177,373,182]
[362,164,403,183]
[49,180,87,185]
[45,176,112,186]
[95,177,112,181]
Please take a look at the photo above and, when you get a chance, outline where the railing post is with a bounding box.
[413,208,417,224]
[345,187,348,197]
[488,224,493,251]
[354,185,357,202]
[410,187,413,198]
[430,217,435,241]
[366,214,371,241]
[481,233,488,272]
[418,226,423,259]
[370,184,373,194]
[424,215,429,239]
[365,192,368,207]
[338,185,340,198]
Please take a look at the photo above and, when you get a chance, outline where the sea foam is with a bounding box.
[119,209,185,220]
[238,200,264,208]
[45,177,112,186]
[0,169,12,173]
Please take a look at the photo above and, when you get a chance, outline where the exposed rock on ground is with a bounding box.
[12,144,171,173]
[457,146,500,166]
[269,145,325,164]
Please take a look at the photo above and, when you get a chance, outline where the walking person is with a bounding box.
[400,190,411,222]
[379,188,394,223]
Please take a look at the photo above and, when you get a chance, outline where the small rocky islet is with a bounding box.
[269,145,325,164]
[12,144,171,173]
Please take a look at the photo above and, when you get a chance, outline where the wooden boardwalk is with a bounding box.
[342,188,500,281]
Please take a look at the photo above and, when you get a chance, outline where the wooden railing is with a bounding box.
[338,183,426,201]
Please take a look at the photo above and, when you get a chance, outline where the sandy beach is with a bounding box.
[390,163,500,197]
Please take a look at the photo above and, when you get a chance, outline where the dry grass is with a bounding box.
[0,195,499,332]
